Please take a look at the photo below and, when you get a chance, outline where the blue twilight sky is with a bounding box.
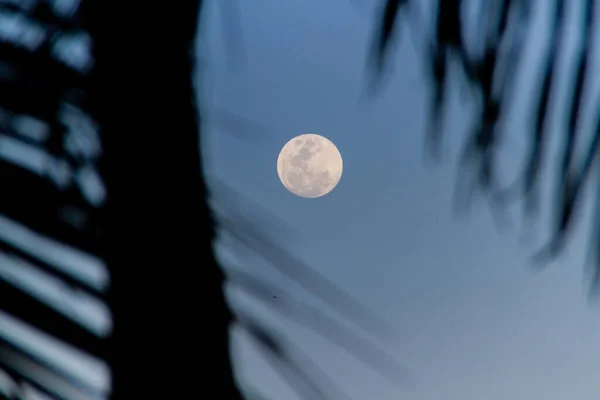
[200,1,600,400]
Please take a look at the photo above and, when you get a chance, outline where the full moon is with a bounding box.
[277,133,343,198]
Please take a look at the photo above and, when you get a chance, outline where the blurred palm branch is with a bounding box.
[373,0,600,295]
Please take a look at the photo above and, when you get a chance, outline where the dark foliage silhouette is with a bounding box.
[374,0,600,295]
[0,0,244,398]
[0,0,109,399]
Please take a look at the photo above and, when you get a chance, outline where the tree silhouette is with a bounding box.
[2,1,599,400]
[0,0,244,398]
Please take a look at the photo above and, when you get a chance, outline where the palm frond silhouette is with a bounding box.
[374,0,600,294]
[0,1,110,399]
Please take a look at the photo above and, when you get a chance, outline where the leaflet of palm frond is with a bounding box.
[462,1,520,186]
[0,280,108,362]
[452,121,510,231]
[0,369,22,400]
[425,0,472,160]
[0,2,86,32]
[0,230,101,298]
[0,365,79,400]
[228,269,412,386]
[467,10,511,195]
[371,0,406,79]
[564,98,600,296]
[584,114,600,293]
[496,0,567,217]
[502,6,529,87]
[436,0,463,49]
[0,244,109,333]
[478,103,501,193]
[436,0,477,86]
[490,0,512,47]
[477,86,522,221]
[0,212,107,287]
[0,162,103,257]
[531,176,579,264]
[560,0,596,192]
[219,212,400,347]
[425,41,447,161]
[532,2,597,265]
[452,148,478,217]
[0,340,102,400]
[492,1,531,122]
[452,136,502,230]
[238,314,352,400]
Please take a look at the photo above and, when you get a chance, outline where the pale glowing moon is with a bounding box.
[277,133,343,198]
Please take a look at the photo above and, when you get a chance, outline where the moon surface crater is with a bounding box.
[277,133,343,198]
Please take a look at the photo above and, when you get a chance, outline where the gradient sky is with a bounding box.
[201,1,600,399]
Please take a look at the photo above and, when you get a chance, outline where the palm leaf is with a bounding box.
[0,2,110,399]
[373,0,600,295]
